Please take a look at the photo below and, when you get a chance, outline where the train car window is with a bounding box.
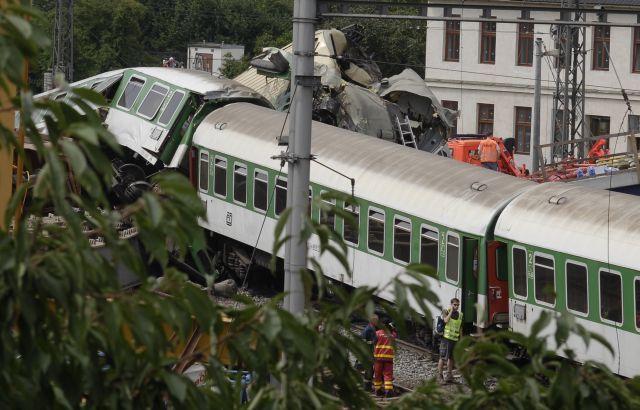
[534,254,555,305]
[420,227,438,272]
[393,218,411,264]
[275,177,287,216]
[214,157,227,197]
[445,233,460,283]
[635,278,640,330]
[138,83,169,119]
[158,90,185,126]
[320,194,335,229]
[117,76,145,110]
[368,209,385,254]
[343,203,359,246]
[198,152,209,192]
[253,170,268,212]
[233,164,247,205]
[512,247,527,298]
[599,269,622,323]
[566,262,588,315]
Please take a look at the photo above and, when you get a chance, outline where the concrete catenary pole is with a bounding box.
[283,0,316,314]
[532,38,543,172]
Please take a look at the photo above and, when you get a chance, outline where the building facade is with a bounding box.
[187,42,244,76]
[424,1,640,169]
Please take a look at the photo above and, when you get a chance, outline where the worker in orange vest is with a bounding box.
[478,137,500,170]
[372,320,397,398]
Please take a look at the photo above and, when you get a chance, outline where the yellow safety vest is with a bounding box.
[443,311,463,341]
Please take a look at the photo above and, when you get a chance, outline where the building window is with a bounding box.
[634,28,640,73]
[593,26,610,70]
[233,164,247,204]
[477,103,494,135]
[253,170,268,212]
[275,177,287,216]
[442,100,458,135]
[566,262,588,315]
[198,152,209,192]
[588,115,610,145]
[420,226,439,271]
[444,14,461,62]
[343,203,359,246]
[214,157,227,197]
[534,254,555,305]
[368,209,385,254]
[480,21,496,64]
[512,247,527,298]
[445,233,460,283]
[600,269,622,323]
[517,23,534,66]
[514,107,532,154]
[630,115,640,133]
[393,217,411,264]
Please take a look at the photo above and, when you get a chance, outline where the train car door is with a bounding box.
[461,238,478,325]
[487,241,508,325]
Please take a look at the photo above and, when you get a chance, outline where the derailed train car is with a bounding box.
[191,102,640,378]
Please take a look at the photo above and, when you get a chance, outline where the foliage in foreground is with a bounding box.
[1,3,640,409]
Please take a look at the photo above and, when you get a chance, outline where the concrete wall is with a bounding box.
[424,5,640,169]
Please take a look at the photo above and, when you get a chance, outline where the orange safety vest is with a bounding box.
[479,139,499,163]
[373,329,396,361]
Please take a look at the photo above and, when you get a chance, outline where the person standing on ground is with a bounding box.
[437,298,463,383]
[361,314,378,392]
[478,136,500,170]
[373,320,398,397]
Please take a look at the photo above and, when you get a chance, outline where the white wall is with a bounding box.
[424,5,640,170]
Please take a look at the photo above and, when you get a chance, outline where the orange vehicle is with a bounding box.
[447,135,527,177]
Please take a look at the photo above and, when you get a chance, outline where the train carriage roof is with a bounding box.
[495,182,640,271]
[194,103,535,237]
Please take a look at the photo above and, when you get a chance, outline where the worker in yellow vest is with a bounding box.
[478,137,500,170]
[437,297,463,383]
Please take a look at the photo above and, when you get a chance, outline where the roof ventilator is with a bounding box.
[470,181,487,191]
[548,195,567,205]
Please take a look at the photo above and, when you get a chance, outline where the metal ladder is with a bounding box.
[395,115,417,148]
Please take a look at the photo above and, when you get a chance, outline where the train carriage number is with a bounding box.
[226,212,232,226]
[527,250,534,279]
[439,232,446,258]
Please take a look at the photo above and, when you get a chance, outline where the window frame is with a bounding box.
[517,22,534,66]
[158,90,186,126]
[634,277,640,332]
[213,156,227,198]
[598,268,623,325]
[445,231,461,285]
[533,251,556,307]
[319,191,336,230]
[233,162,248,205]
[511,245,528,300]
[592,25,610,71]
[117,75,146,111]
[253,169,268,213]
[343,202,360,246]
[444,16,461,62]
[136,82,170,120]
[275,176,287,216]
[565,260,589,317]
[419,224,439,273]
[514,106,532,154]
[198,151,209,193]
[480,20,497,64]
[633,27,640,74]
[367,207,386,256]
[477,103,494,135]
[392,216,412,265]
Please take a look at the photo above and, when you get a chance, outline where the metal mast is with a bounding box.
[551,0,586,159]
[52,0,74,83]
